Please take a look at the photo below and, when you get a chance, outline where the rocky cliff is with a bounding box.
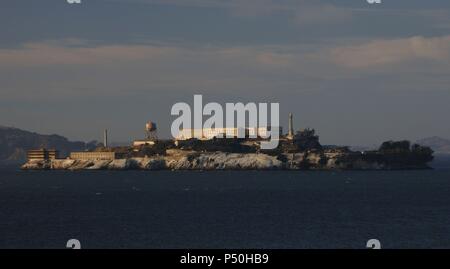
[21,149,431,171]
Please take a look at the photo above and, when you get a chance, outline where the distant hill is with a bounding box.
[416,136,450,154]
[0,126,94,163]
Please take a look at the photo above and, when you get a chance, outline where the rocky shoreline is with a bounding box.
[21,149,430,171]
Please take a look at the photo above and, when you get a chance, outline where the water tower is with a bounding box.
[145,121,158,141]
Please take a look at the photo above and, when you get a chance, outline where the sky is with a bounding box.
[0,0,449,146]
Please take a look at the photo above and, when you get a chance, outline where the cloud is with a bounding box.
[331,35,450,68]
[0,41,177,67]
[0,40,298,70]
[0,40,306,102]
[294,4,353,25]
[103,0,450,31]
[2,36,449,95]
[106,0,353,24]
[1,37,450,143]
[2,35,449,78]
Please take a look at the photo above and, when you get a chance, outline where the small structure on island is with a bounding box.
[27,149,59,161]
[103,129,108,148]
[175,127,273,141]
[70,151,116,161]
[133,121,158,147]
[287,113,294,140]
[145,121,157,140]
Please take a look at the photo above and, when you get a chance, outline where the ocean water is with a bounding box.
[1,166,450,249]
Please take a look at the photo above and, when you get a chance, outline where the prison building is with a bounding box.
[27,149,59,161]
[132,140,156,147]
[175,128,254,140]
[175,127,274,140]
[70,151,116,160]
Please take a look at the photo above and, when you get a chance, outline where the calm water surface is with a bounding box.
[1,167,450,248]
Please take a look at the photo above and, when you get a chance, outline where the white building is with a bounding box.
[175,127,273,140]
[132,140,156,147]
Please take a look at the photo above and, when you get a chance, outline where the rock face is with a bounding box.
[22,151,282,171]
[283,151,386,170]
[166,152,282,170]
[20,149,431,171]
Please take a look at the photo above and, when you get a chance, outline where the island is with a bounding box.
[21,126,434,171]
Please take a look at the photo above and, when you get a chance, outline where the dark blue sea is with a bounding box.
[1,165,450,249]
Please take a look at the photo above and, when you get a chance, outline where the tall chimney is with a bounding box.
[288,113,294,139]
[104,129,108,148]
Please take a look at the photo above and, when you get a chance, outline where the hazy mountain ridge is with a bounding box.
[416,136,450,154]
[0,126,91,163]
